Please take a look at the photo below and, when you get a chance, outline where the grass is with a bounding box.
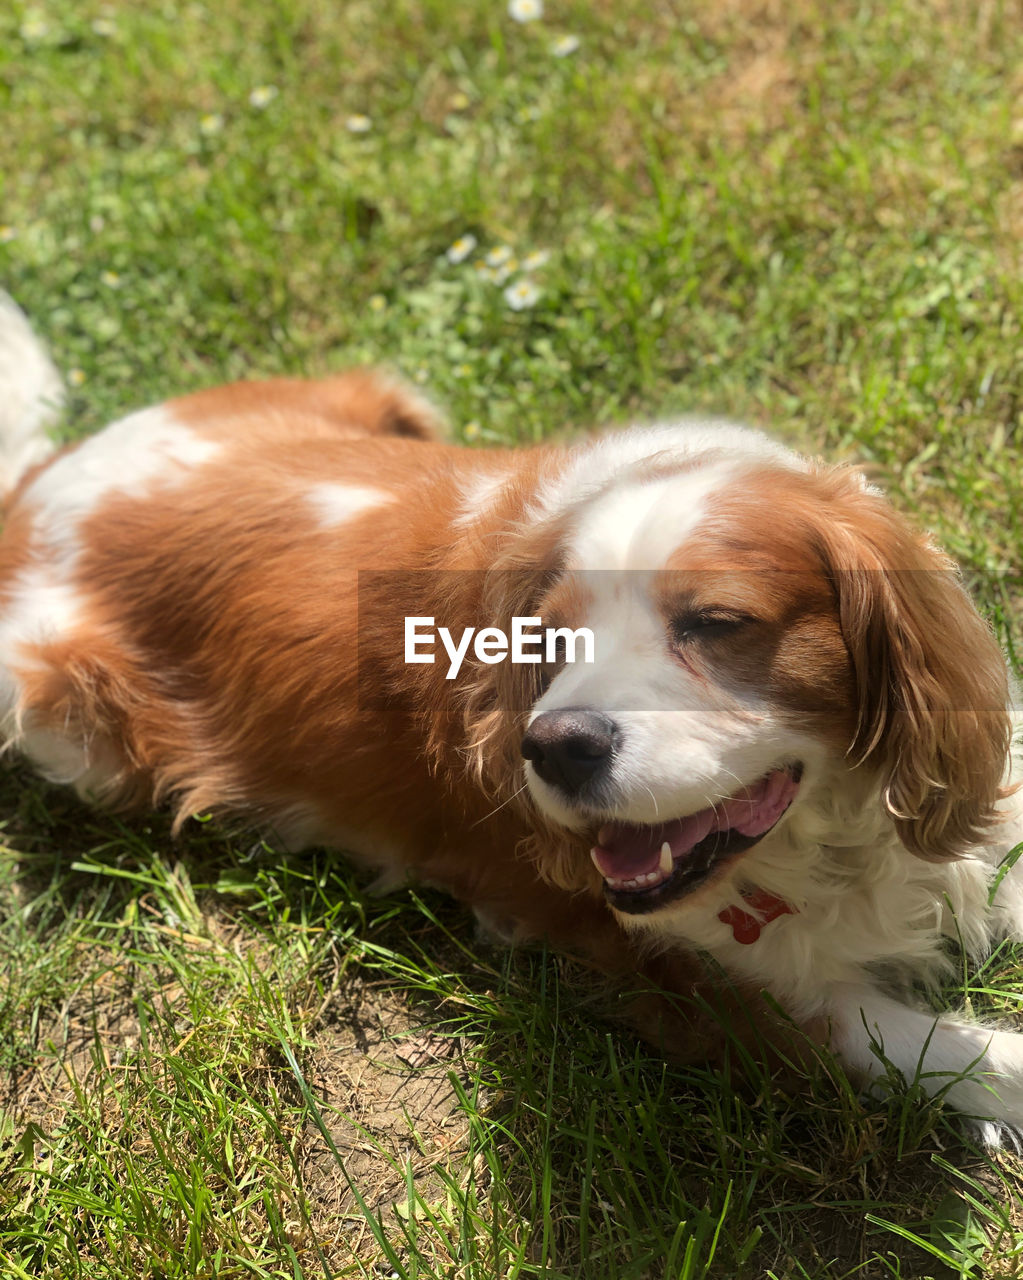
[1,0,1023,1275]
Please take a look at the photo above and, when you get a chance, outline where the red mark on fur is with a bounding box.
[718,888,795,945]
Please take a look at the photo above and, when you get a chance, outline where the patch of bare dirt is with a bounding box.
[298,978,478,1239]
[1,964,146,1129]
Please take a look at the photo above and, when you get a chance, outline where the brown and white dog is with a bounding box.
[2,293,1023,1142]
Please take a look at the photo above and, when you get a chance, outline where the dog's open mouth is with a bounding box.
[590,765,802,915]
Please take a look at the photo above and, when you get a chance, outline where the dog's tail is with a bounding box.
[0,291,62,501]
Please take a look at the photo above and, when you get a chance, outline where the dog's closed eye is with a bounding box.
[670,610,752,645]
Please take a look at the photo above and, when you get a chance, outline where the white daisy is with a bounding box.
[446,234,478,264]
[490,259,518,285]
[100,270,122,288]
[521,249,550,270]
[508,0,543,22]
[504,279,541,310]
[463,421,481,440]
[345,114,372,134]
[199,113,224,136]
[68,369,87,387]
[248,85,279,109]
[91,18,117,38]
[485,245,514,268]
[551,34,580,57]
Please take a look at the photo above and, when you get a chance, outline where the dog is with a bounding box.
[2,292,1022,1143]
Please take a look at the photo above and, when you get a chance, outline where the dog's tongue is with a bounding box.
[591,770,795,881]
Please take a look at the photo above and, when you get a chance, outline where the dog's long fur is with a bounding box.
[2,293,1023,1143]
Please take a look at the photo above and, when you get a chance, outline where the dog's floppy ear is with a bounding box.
[816,470,1011,861]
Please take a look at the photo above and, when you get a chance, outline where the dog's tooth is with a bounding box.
[659,842,673,877]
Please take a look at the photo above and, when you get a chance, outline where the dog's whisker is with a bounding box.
[470,781,529,828]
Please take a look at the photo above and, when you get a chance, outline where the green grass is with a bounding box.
[2,0,1023,1275]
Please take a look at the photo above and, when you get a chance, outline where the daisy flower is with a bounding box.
[248,85,278,109]
[485,245,514,268]
[551,34,580,57]
[463,421,481,441]
[199,113,224,136]
[490,259,519,285]
[521,249,550,271]
[68,369,87,387]
[446,233,478,264]
[100,270,122,288]
[91,18,117,37]
[368,293,387,312]
[508,0,543,22]
[504,279,542,310]
[0,226,17,244]
[345,114,372,134]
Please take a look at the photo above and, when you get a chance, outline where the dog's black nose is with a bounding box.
[521,707,618,795]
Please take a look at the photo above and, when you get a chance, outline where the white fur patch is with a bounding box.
[535,419,803,524]
[20,406,220,567]
[453,469,511,527]
[305,483,392,528]
[0,291,62,497]
[0,571,83,747]
[565,464,735,573]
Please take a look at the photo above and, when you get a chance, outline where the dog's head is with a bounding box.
[466,428,1011,924]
